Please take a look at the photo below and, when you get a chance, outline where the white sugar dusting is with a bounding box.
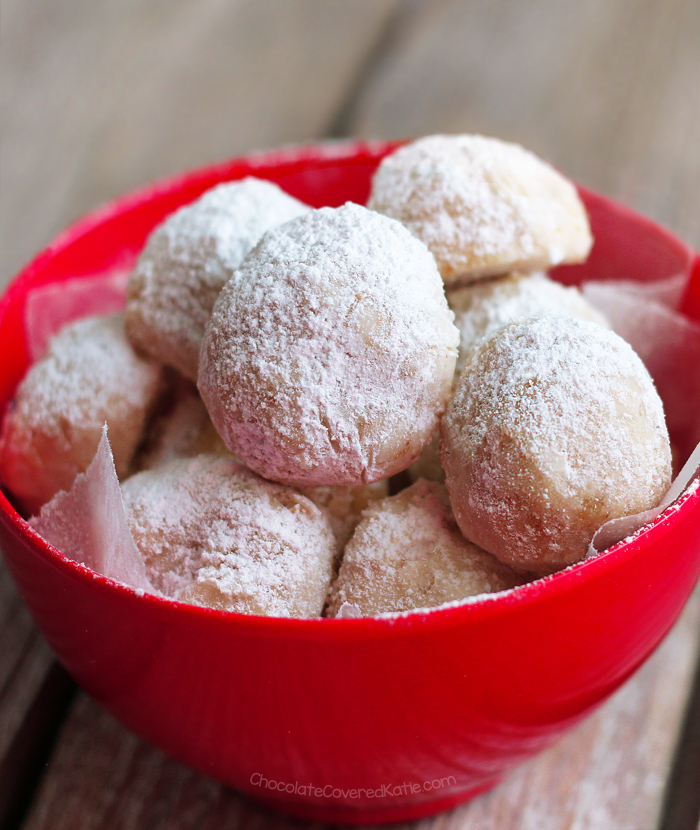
[326,480,523,617]
[160,179,309,274]
[8,138,699,623]
[368,134,591,282]
[121,454,336,617]
[300,479,389,552]
[133,375,230,472]
[199,202,459,486]
[126,178,310,380]
[0,313,162,512]
[12,314,158,432]
[449,271,609,372]
[442,315,672,573]
[588,432,700,555]
[583,279,700,455]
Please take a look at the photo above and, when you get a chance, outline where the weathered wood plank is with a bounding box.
[439,588,700,830]
[0,582,52,760]
[658,642,700,830]
[0,553,76,830]
[18,589,700,830]
[348,0,700,249]
[0,660,74,830]
[0,0,399,288]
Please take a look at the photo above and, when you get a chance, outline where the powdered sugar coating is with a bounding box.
[121,454,336,617]
[368,135,592,283]
[135,377,387,553]
[199,203,459,487]
[408,272,608,485]
[126,178,310,380]
[326,479,523,617]
[0,314,162,515]
[448,271,609,373]
[442,316,672,574]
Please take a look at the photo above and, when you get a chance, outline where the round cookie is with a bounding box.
[0,313,162,515]
[126,178,310,380]
[326,479,523,618]
[448,271,608,373]
[198,202,459,487]
[121,454,336,617]
[441,316,672,575]
[408,272,608,485]
[368,134,592,284]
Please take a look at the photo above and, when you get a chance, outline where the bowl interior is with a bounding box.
[1,140,699,613]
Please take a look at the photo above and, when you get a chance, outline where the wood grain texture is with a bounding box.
[342,3,700,825]
[660,642,700,830]
[18,589,700,830]
[439,587,700,830]
[0,573,52,759]
[348,0,700,249]
[0,566,61,830]
[0,0,399,288]
[0,661,74,830]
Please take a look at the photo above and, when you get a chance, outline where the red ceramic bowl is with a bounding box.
[1,141,699,825]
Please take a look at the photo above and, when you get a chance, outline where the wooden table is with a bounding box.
[1,2,699,828]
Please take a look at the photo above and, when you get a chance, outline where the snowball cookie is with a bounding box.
[133,373,231,473]
[408,274,607,485]
[368,134,593,284]
[0,314,162,515]
[448,271,609,373]
[126,178,310,380]
[121,454,336,617]
[441,316,672,575]
[199,202,459,487]
[408,272,607,484]
[326,479,523,617]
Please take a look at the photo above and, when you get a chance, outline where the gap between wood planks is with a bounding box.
[0,663,75,830]
[658,642,700,830]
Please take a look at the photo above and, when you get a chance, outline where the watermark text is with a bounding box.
[249,772,457,799]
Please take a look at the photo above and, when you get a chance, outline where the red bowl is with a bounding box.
[1,141,699,825]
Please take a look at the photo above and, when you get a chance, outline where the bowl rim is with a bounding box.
[3,481,697,639]
[1,138,699,637]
